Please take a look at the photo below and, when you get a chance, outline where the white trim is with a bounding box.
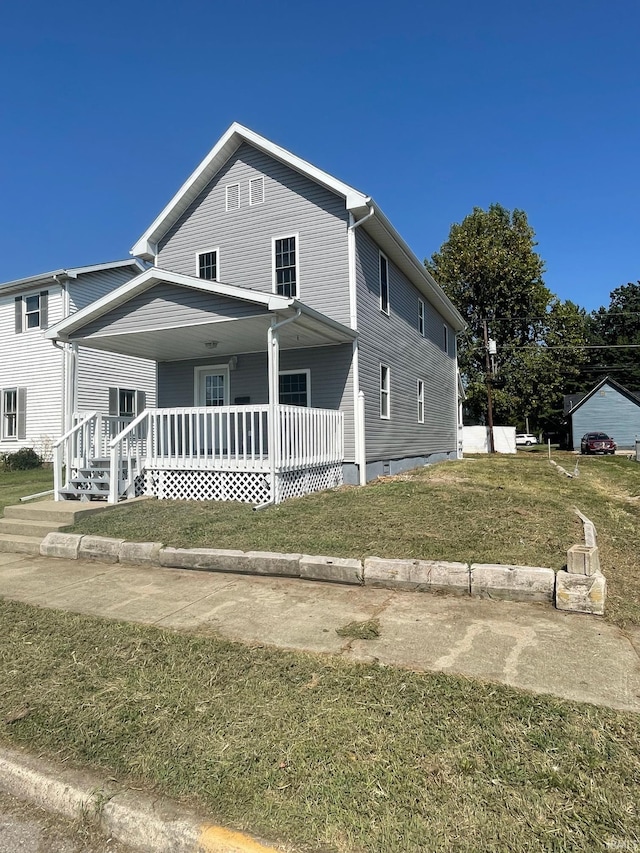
[193,364,231,406]
[380,363,390,420]
[417,379,424,424]
[278,368,311,408]
[418,298,425,337]
[0,258,143,294]
[249,175,264,206]
[1,387,18,440]
[379,251,390,316]
[195,247,220,281]
[225,183,240,211]
[443,324,449,354]
[115,387,137,417]
[272,233,300,299]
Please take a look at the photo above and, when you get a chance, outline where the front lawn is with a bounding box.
[0,468,53,515]
[67,452,640,626]
[1,599,639,853]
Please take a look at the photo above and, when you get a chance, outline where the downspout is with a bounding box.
[348,205,375,486]
[254,309,302,510]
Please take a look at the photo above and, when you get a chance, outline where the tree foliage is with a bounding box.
[584,282,640,390]
[426,204,589,431]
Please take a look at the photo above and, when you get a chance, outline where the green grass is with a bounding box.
[0,598,639,852]
[0,468,53,514]
[67,452,640,626]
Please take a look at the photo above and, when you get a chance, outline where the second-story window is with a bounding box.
[198,250,218,281]
[379,252,389,315]
[418,299,425,336]
[274,236,298,298]
[15,291,48,333]
[443,324,449,353]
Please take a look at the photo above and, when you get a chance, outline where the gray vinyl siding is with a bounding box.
[355,228,456,461]
[68,266,141,311]
[75,348,157,414]
[156,143,351,326]
[572,383,640,449]
[73,283,268,338]
[158,344,355,460]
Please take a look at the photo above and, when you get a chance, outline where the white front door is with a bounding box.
[195,366,230,407]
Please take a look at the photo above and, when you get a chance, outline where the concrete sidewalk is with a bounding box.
[0,551,639,712]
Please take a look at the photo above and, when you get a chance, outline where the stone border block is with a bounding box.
[159,547,248,573]
[567,544,600,576]
[119,541,163,567]
[78,536,125,564]
[471,563,555,603]
[39,532,82,560]
[555,570,606,615]
[244,551,302,577]
[364,557,469,594]
[299,555,363,585]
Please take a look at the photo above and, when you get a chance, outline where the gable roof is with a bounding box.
[130,123,466,333]
[566,376,640,416]
[0,259,145,297]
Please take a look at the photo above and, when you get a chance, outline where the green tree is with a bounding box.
[583,282,640,390]
[427,204,588,430]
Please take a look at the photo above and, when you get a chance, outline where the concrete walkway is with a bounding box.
[0,551,639,713]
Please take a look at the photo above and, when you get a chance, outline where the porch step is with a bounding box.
[0,533,43,555]
[3,501,111,524]
[0,518,70,538]
[58,487,109,502]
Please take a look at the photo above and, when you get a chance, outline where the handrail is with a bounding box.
[53,411,99,501]
[54,411,98,448]
[108,408,150,448]
[108,410,151,503]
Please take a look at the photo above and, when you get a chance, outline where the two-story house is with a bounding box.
[0,260,156,458]
[46,123,465,505]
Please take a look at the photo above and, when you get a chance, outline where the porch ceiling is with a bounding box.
[67,307,355,361]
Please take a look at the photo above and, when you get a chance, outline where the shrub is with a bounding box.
[1,447,43,471]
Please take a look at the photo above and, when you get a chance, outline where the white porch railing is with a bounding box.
[56,405,344,504]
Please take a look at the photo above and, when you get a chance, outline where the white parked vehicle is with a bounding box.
[516,433,538,446]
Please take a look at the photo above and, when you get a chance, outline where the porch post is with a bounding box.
[267,320,280,503]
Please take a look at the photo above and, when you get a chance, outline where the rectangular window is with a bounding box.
[25,294,41,329]
[118,389,136,418]
[279,370,310,407]
[379,253,389,314]
[2,389,17,438]
[417,379,424,423]
[443,324,449,353]
[418,299,425,336]
[274,235,298,298]
[380,364,390,419]
[197,250,218,281]
[249,176,264,205]
[225,183,240,211]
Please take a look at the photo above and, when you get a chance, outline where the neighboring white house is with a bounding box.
[0,260,156,458]
[46,123,466,504]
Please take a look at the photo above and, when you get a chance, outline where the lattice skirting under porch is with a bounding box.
[276,463,343,502]
[140,463,343,504]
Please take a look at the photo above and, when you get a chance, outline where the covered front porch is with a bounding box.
[47,269,357,506]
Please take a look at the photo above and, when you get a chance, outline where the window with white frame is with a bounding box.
[443,324,449,353]
[279,370,310,407]
[197,250,218,281]
[249,176,264,205]
[418,299,425,336]
[2,388,17,438]
[379,252,389,314]
[15,291,48,333]
[274,236,298,298]
[118,389,136,418]
[380,364,390,419]
[417,379,424,423]
[225,183,240,211]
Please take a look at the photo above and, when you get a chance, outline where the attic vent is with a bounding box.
[226,183,240,211]
[249,176,264,206]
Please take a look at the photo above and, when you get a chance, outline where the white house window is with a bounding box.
[2,388,17,438]
[279,370,310,407]
[274,236,298,298]
[418,299,425,336]
[226,183,240,211]
[380,364,390,419]
[197,250,218,281]
[249,176,264,206]
[15,291,48,333]
[443,324,449,353]
[118,389,136,418]
[379,253,389,315]
[417,379,424,423]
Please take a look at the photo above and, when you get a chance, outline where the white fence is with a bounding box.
[462,426,516,454]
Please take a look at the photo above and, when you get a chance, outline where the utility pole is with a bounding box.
[483,318,495,454]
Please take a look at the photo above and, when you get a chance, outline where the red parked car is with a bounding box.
[580,433,617,455]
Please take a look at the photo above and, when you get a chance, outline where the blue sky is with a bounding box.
[1,0,638,312]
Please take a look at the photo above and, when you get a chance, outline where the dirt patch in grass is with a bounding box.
[1,599,639,853]
[336,619,381,640]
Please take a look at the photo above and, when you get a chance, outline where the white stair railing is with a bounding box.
[53,412,99,501]
[108,410,150,503]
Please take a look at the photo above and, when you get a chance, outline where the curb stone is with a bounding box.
[0,745,283,853]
